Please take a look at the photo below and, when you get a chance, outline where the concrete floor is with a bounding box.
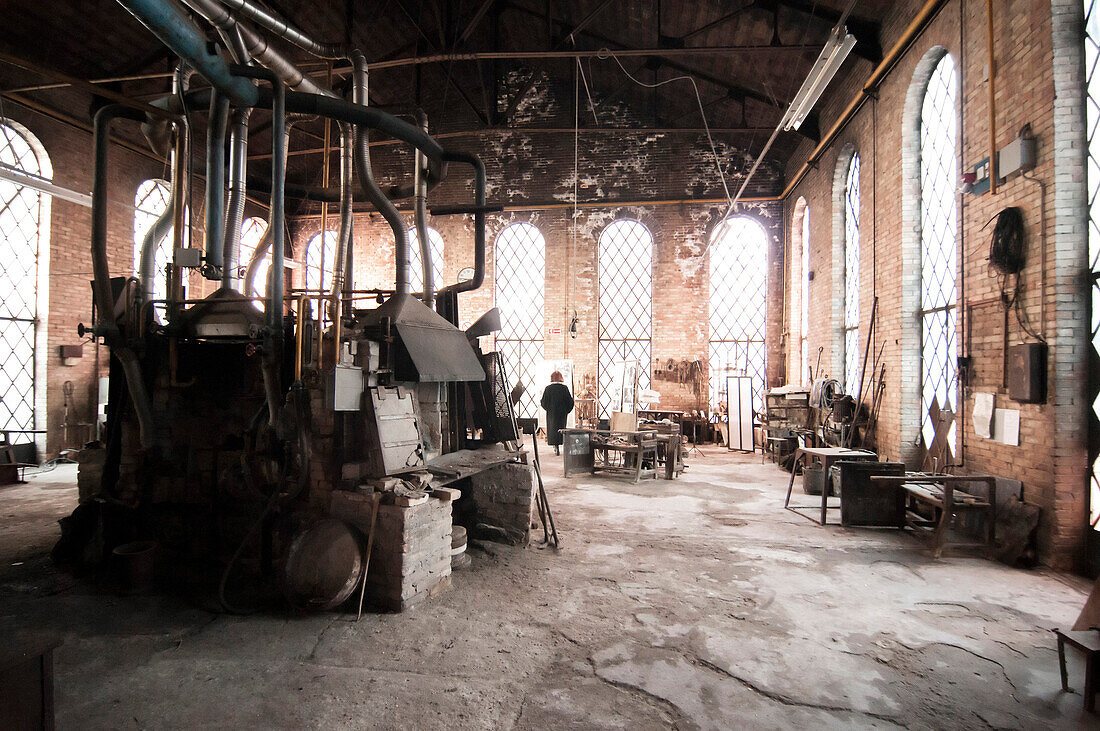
[0,448,1095,729]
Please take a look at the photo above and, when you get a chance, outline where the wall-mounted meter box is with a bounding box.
[1007,342,1046,403]
[970,134,1037,195]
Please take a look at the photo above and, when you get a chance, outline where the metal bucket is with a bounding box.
[112,540,158,594]
[802,463,826,495]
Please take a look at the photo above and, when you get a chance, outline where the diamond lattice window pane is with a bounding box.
[239,217,269,307]
[305,231,337,293]
[844,154,861,390]
[919,54,959,458]
[709,217,768,410]
[599,220,653,341]
[494,223,545,418]
[0,121,46,435]
[598,220,653,417]
[1087,0,1100,530]
[800,209,810,385]
[408,227,445,294]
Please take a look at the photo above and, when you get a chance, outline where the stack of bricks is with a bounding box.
[330,489,452,612]
[466,461,537,546]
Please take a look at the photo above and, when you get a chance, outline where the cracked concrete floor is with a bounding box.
[0,449,1096,729]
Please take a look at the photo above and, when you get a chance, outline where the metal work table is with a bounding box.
[560,428,678,483]
[782,447,878,525]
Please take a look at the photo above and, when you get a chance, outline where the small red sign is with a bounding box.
[548,327,562,335]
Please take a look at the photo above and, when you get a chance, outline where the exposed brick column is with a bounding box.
[832,144,858,383]
[1050,0,1090,571]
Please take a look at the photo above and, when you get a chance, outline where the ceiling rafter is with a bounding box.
[393,0,490,125]
[502,0,618,121]
[502,1,819,142]
[751,0,882,63]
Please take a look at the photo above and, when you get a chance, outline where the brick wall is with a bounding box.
[292,195,784,414]
[782,0,1086,570]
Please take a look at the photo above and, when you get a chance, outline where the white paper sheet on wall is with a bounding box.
[993,408,1021,446]
[973,392,994,439]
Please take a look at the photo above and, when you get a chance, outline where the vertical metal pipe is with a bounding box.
[987,0,998,195]
[169,85,190,324]
[329,122,354,363]
[222,107,251,289]
[266,74,286,333]
[205,91,230,272]
[414,111,433,307]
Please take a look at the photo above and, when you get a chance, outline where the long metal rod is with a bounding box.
[247,127,782,160]
[0,49,172,118]
[986,0,998,196]
[362,45,823,69]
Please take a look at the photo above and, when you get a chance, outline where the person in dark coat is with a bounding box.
[541,371,574,455]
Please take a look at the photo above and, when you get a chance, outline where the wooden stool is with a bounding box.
[1054,628,1100,713]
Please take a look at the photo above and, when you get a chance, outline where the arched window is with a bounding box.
[408,226,445,295]
[239,216,268,303]
[919,54,959,458]
[598,219,652,418]
[843,153,861,390]
[0,120,51,443]
[709,216,768,411]
[305,230,337,293]
[790,199,810,386]
[494,223,545,418]
[133,179,173,312]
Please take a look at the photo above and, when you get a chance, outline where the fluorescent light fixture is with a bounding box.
[781,26,857,132]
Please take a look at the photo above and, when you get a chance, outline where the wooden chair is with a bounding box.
[0,431,34,486]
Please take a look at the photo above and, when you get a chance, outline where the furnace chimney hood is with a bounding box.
[362,293,486,383]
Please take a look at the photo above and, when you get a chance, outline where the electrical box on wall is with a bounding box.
[969,135,1037,195]
[1007,342,1046,403]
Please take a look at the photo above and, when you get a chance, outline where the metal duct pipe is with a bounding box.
[221,106,250,290]
[330,123,354,302]
[181,0,333,97]
[215,0,345,59]
[438,152,487,296]
[139,197,175,306]
[216,23,250,65]
[92,104,158,449]
[276,89,446,180]
[115,0,258,107]
[230,66,286,336]
[232,65,286,425]
[204,91,230,274]
[414,111,433,307]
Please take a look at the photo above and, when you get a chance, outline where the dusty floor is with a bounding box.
[0,447,1095,729]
